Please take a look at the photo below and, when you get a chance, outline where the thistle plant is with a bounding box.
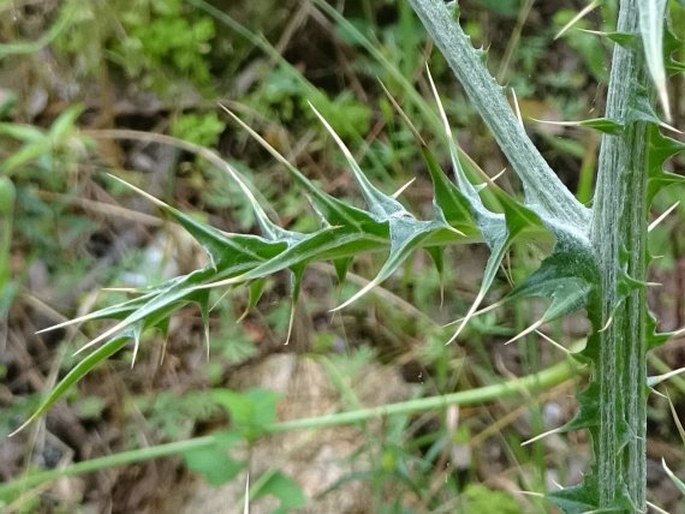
[10,0,685,512]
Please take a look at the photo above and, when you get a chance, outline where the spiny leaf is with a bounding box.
[448,234,510,344]
[481,176,543,238]
[334,218,444,311]
[220,106,377,230]
[554,0,601,40]
[425,66,515,343]
[36,279,188,335]
[506,249,597,324]
[197,225,387,291]
[281,99,465,312]
[333,257,352,284]
[130,136,289,241]
[425,246,445,306]
[310,102,405,219]
[564,379,601,432]
[662,459,685,496]
[549,484,600,514]
[646,311,671,349]
[505,280,591,347]
[426,66,505,238]
[410,0,590,233]
[381,83,477,237]
[579,29,639,47]
[325,0,578,236]
[10,336,129,436]
[533,117,624,136]
[34,181,292,353]
[285,264,306,345]
[628,94,681,134]
[638,0,671,121]
[427,71,545,333]
[195,288,211,358]
[73,268,215,355]
[647,126,685,202]
[107,174,286,267]
[647,367,685,388]
[239,279,267,321]
[421,146,476,232]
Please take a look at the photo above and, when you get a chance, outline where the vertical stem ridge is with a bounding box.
[591,0,649,509]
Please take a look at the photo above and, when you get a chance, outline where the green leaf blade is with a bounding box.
[638,0,671,121]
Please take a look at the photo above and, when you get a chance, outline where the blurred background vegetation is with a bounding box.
[1,0,684,512]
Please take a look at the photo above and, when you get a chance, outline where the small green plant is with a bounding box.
[0,104,100,310]
[54,0,217,95]
[7,1,685,513]
[170,112,226,147]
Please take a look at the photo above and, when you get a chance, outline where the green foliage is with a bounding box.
[171,112,226,147]
[183,431,244,486]
[180,389,305,511]
[248,67,372,138]
[251,470,307,513]
[459,484,521,514]
[0,104,88,176]
[212,388,281,441]
[136,390,222,440]
[0,103,102,315]
[116,0,216,91]
[5,0,685,512]
[54,0,217,94]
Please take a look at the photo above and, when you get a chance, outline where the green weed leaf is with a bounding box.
[183,431,244,486]
[48,104,85,142]
[212,388,281,440]
[252,470,306,513]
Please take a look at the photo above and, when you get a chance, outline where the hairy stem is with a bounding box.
[591,0,649,509]
[408,0,588,229]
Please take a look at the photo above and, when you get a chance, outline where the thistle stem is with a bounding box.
[591,0,650,509]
